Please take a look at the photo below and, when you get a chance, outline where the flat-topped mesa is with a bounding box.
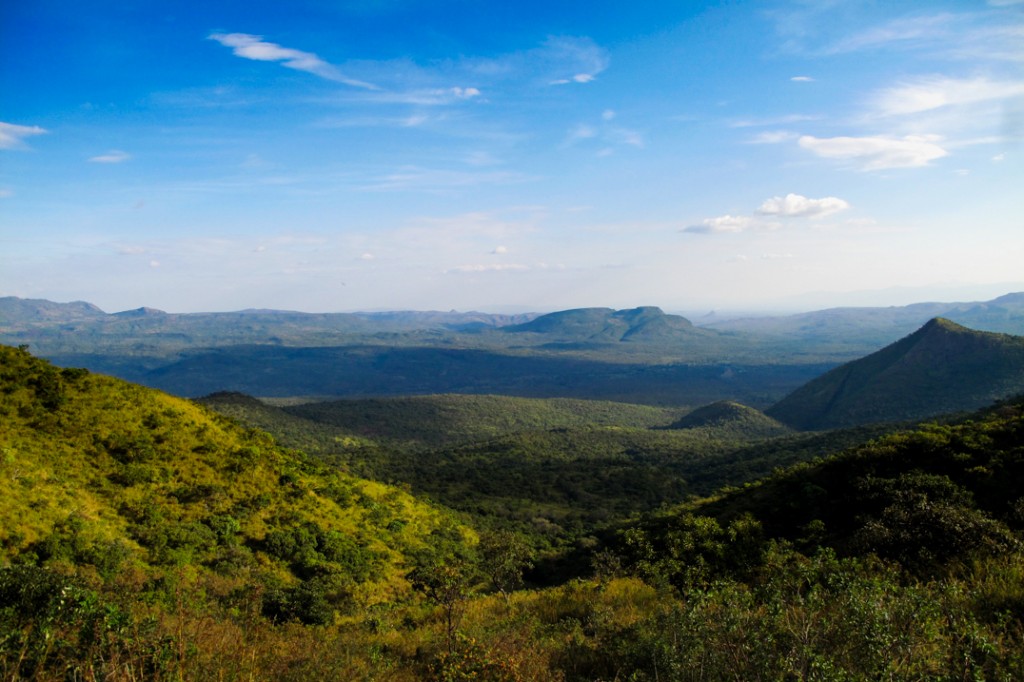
[506,306,693,342]
[113,306,168,317]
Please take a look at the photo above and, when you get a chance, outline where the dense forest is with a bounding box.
[3,342,1024,680]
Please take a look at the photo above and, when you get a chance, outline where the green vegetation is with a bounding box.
[4,342,1024,680]
[768,318,1024,429]
[283,393,686,447]
[198,392,891,544]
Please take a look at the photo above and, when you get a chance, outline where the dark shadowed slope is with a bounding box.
[766,318,1024,430]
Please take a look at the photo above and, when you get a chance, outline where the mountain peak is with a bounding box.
[921,317,969,333]
[768,319,1024,430]
[113,306,167,317]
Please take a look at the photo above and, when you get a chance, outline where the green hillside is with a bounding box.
[0,344,469,616]
[200,392,888,544]
[5,342,1024,680]
[282,393,685,447]
[767,318,1024,429]
[667,400,792,438]
[504,306,698,344]
[618,394,1024,581]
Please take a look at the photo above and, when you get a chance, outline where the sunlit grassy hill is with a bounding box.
[0,345,469,615]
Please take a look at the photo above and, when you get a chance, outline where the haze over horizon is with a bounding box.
[2,1,1023,315]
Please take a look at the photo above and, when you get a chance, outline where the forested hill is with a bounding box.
[767,317,1024,429]
[502,306,702,344]
[617,393,1024,581]
[0,344,471,618]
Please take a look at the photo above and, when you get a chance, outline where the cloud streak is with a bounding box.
[209,33,378,89]
[798,134,948,170]
[868,76,1024,117]
[89,150,131,163]
[0,122,47,150]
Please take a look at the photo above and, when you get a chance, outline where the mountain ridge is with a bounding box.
[767,317,1024,429]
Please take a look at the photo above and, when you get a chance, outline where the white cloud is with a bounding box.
[869,76,1024,117]
[89,150,131,164]
[602,109,616,121]
[447,263,530,273]
[0,122,47,150]
[359,253,375,260]
[451,86,481,99]
[749,130,799,144]
[683,214,753,234]
[492,245,509,254]
[611,128,644,147]
[791,76,814,82]
[993,152,1006,161]
[208,33,377,89]
[757,193,850,219]
[0,188,13,198]
[542,36,609,85]
[798,134,948,170]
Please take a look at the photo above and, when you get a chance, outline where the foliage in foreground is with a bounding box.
[3,343,1024,679]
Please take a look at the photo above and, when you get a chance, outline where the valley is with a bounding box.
[3,294,1024,679]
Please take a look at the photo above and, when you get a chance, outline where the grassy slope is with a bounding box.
[0,345,467,607]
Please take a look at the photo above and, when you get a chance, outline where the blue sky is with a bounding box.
[2,0,1023,314]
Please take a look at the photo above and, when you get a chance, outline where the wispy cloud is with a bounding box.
[798,134,948,170]
[757,193,850,219]
[683,214,754,234]
[89,150,131,163]
[791,76,815,82]
[446,263,531,274]
[730,114,820,128]
[749,130,799,144]
[536,36,609,85]
[826,14,956,54]
[0,122,47,150]
[357,166,535,192]
[868,75,1024,117]
[564,114,643,151]
[209,33,378,89]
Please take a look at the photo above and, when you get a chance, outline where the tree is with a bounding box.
[410,558,476,654]
[478,530,534,604]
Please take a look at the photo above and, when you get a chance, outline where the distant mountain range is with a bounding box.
[4,293,1023,355]
[707,292,1024,346]
[3,294,1024,415]
[767,318,1024,430]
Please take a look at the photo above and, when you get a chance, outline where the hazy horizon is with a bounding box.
[2,1,1022,314]
[9,283,1024,320]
